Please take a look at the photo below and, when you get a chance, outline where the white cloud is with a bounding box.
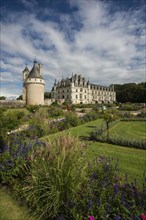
[0,0,145,97]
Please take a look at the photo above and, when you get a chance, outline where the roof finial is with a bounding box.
[34,57,37,65]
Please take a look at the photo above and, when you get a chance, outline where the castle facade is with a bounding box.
[22,61,45,105]
[51,74,116,104]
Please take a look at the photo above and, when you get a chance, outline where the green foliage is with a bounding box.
[0,96,6,100]
[82,110,98,122]
[16,95,22,100]
[51,100,59,106]
[0,189,38,220]
[27,111,49,138]
[0,110,27,152]
[44,92,51,99]
[26,105,39,113]
[1,132,146,219]
[115,82,146,103]
[21,134,87,219]
[0,134,45,186]
[48,106,63,118]
[64,111,80,127]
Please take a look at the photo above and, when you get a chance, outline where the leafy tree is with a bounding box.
[101,112,117,138]
[17,95,22,100]
[44,92,51,99]
[114,82,146,103]
[0,96,6,100]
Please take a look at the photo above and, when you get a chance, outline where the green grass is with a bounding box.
[42,119,146,186]
[42,118,105,141]
[3,108,29,116]
[109,121,146,140]
[0,189,37,220]
[85,142,146,187]
[1,119,146,218]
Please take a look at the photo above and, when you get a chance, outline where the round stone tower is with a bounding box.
[22,60,45,105]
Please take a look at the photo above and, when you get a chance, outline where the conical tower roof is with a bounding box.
[23,66,29,73]
[27,61,43,79]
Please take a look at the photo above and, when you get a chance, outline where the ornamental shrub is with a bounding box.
[21,134,87,219]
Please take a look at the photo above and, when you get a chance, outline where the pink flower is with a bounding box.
[89,215,94,220]
[141,214,146,220]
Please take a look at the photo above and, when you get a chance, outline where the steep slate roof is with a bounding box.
[23,66,29,73]
[27,61,43,79]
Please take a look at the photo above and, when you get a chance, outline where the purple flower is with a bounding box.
[114,215,121,220]
[114,184,120,194]
[57,215,65,220]
[106,204,110,216]
[125,173,128,183]
[87,199,91,210]
[98,198,100,207]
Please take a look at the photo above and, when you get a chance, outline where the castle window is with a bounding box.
[85,95,86,99]
[62,95,64,99]
[67,95,69,99]
[85,90,86,93]
[80,94,82,99]
[76,95,78,99]
[80,88,82,92]
[76,89,78,92]
[35,79,36,81]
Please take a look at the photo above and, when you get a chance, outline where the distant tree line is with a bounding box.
[0,96,6,100]
[114,82,146,103]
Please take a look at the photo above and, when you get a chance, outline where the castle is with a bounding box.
[22,60,45,105]
[22,61,116,105]
[51,74,116,104]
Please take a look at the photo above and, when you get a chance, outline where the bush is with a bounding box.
[48,107,63,118]
[82,111,98,122]
[26,105,39,113]
[64,112,80,127]
[21,134,87,219]
[0,134,46,186]
[51,101,59,106]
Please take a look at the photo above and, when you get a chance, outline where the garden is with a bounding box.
[0,103,146,219]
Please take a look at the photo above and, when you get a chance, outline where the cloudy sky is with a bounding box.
[0,0,145,98]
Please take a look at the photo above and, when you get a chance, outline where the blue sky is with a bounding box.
[0,0,145,98]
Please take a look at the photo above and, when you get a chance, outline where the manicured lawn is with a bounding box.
[42,119,146,186]
[42,118,105,141]
[0,189,37,220]
[85,142,146,187]
[109,121,146,141]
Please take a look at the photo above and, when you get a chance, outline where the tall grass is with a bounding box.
[21,134,87,219]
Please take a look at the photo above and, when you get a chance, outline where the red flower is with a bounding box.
[141,213,146,220]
